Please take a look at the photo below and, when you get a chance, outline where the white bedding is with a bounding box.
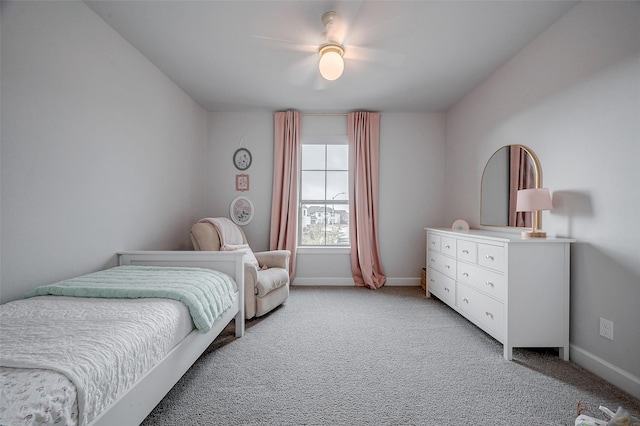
[0,296,194,426]
[1,367,79,425]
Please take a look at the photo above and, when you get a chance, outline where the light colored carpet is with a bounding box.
[142,286,640,425]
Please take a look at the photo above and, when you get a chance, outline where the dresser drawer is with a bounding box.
[427,268,455,306]
[457,239,477,264]
[478,243,505,271]
[457,283,504,339]
[427,251,456,279]
[457,261,505,302]
[440,237,456,257]
[427,233,441,252]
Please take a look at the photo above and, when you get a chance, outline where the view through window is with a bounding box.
[300,143,349,246]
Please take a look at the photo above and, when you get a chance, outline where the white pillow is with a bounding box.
[222,243,260,269]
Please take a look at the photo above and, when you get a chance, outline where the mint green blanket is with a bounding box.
[24,265,236,332]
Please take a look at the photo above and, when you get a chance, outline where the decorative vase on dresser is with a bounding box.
[425,227,575,361]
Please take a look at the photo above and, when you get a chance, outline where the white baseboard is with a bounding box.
[385,277,421,286]
[570,344,640,399]
[292,277,421,287]
[292,277,355,286]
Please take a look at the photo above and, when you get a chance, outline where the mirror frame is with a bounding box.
[480,145,543,230]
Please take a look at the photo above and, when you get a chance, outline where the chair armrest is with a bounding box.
[242,262,258,318]
[244,262,258,298]
[254,250,290,270]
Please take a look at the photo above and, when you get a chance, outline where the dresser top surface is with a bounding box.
[425,227,576,243]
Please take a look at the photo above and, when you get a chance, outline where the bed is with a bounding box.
[0,250,245,426]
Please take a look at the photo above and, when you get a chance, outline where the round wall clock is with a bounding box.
[230,196,254,226]
[233,148,252,171]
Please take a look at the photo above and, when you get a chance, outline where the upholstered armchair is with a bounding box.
[190,218,290,319]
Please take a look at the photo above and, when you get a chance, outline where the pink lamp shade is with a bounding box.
[516,188,552,238]
[516,188,553,212]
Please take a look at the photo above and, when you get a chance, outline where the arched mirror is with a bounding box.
[480,145,542,229]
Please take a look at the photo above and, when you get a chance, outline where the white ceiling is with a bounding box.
[85,0,577,113]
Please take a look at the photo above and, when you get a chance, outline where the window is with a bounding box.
[300,143,349,246]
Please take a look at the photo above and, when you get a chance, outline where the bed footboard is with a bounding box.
[86,251,246,426]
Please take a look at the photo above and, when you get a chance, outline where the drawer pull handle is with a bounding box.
[445,245,451,249]
[462,272,469,277]
[485,311,494,319]
[431,241,436,245]
[485,255,494,261]
[430,279,435,283]
[463,298,469,303]
[462,250,469,254]
[485,281,494,287]
[430,258,435,262]
[445,264,450,269]
[444,287,450,292]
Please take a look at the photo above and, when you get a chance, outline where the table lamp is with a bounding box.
[516,188,553,238]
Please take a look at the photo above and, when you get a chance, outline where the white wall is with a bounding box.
[206,112,274,251]
[206,111,446,285]
[446,1,640,397]
[0,1,209,303]
[379,113,446,283]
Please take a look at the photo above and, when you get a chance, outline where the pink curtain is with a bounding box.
[509,146,534,227]
[348,112,386,289]
[270,110,301,280]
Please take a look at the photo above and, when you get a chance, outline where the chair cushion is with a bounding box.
[221,243,260,269]
[256,267,289,297]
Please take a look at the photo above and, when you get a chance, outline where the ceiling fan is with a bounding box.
[317,11,346,81]
[251,8,405,88]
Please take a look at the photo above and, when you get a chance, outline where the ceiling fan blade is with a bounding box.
[286,54,330,91]
[311,74,328,91]
[286,54,320,87]
[330,0,366,38]
[345,7,416,47]
[344,45,406,67]
[249,35,316,53]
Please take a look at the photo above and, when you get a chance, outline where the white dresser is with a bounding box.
[425,227,574,360]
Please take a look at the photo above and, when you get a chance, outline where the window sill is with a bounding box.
[296,246,351,255]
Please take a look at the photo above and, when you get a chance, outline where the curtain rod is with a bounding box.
[300,112,382,116]
[301,112,348,116]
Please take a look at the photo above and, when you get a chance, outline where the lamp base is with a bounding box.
[521,230,547,238]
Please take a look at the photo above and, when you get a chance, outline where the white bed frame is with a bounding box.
[88,251,245,426]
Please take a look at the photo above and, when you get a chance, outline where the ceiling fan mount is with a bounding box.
[320,11,344,50]
[321,11,340,37]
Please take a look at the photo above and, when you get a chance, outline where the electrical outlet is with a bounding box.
[599,317,614,340]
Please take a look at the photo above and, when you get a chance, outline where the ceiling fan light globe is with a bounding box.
[318,48,344,81]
